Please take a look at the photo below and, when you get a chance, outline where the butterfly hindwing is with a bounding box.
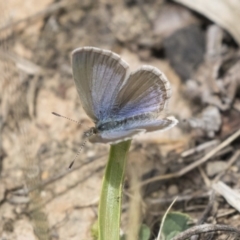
[112,66,171,119]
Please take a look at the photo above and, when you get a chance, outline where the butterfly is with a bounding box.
[71,47,178,144]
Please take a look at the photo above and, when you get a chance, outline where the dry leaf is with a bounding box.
[173,0,240,45]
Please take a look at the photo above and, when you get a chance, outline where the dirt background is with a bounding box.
[0,0,240,239]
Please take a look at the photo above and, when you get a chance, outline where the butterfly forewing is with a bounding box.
[72,47,130,121]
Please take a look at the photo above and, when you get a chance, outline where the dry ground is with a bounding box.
[0,0,240,239]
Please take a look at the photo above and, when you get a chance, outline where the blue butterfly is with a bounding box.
[72,47,178,144]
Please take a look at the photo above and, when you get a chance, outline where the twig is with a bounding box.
[71,197,99,210]
[190,191,216,240]
[198,166,211,187]
[12,153,106,195]
[172,224,240,240]
[157,197,178,240]
[147,190,210,205]
[197,191,215,225]
[213,181,240,212]
[27,165,105,215]
[140,129,240,186]
[181,140,219,158]
[216,209,236,219]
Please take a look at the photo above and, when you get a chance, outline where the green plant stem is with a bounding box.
[98,140,131,240]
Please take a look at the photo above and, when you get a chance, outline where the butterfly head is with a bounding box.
[85,127,98,138]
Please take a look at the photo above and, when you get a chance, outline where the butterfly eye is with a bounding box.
[85,127,97,137]
[98,124,107,131]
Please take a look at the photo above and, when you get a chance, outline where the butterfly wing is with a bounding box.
[128,116,178,132]
[113,65,171,119]
[90,116,177,144]
[72,47,130,121]
[89,129,145,144]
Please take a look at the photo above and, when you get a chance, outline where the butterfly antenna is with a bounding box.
[68,128,96,169]
[68,139,87,169]
[52,112,81,125]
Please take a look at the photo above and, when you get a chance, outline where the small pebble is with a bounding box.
[167,184,179,195]
[206,161,228,177]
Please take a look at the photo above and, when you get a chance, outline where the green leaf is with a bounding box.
[161,212,191,240]
[91,221,98,240]
[120,234,126,240]
[139,224,151,240]
[120,224,150,240]
[98,140,131,240]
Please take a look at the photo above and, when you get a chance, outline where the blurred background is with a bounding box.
[0,0,240,239]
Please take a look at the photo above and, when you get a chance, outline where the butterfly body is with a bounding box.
[97,112,154,131]
[71,47,178,144]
